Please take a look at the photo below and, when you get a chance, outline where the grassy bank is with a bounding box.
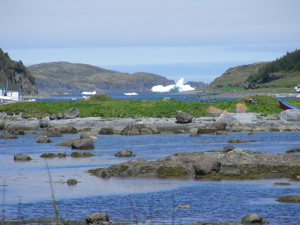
[0,95,299,119]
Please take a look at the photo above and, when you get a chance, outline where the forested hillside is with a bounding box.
[209,62,269,89]
[244,49,300,89]
[0,48,38,95]
[210,49,300,92]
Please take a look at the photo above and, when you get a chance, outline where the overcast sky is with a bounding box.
[1,0,299,83]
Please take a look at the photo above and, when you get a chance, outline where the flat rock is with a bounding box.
[71,139,95,150]
[14,154,32,161]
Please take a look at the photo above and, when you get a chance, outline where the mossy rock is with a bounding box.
[286,147,300,153]
[88,168,102,175]
[206,165,300,180]
[274,182,291,186]
[70,151,95,158]
[40,153,57,158]
[100,170,108,178]
[277,194,300,203]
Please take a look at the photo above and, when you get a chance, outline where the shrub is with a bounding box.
[89,93,112,101]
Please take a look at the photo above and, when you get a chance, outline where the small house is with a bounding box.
[0,82,22,103]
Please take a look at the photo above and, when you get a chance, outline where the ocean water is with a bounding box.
[1,131,300,224]
[35,91,228,102]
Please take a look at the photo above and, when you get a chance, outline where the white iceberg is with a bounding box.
[124,92,138,95]
[81,91,96,95]
[151,78,195,93]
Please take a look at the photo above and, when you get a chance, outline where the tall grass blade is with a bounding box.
[45,160,60,225]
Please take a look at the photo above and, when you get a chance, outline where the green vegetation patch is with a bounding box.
[157,166,188,177]
[204,165,300,180]
[40,153,58,158]
[0,95,299,119]
[277,194,300,203]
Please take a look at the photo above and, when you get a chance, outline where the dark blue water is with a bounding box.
[36,91,229,102]
[1,131,300,224]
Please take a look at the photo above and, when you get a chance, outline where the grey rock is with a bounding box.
[14,154,32,161]
[36,137,53,143]
[230,120,242,127]
[0,130,18,139]
[95,152,220,178]
[57,125,78,134]
[86,213,109,224]
[99,127,114,135]
[26,130,37,135]
[215,131,228,135]
[115,150,136,157]
[64,108,80,119]
[49,114,57,120]
[93,149,300,179]
[193,155,221,175]
[120,124,158,135]
[218,149,300,167]
[57,113,64,119]
[198,122,227,134]
[50,113,64,120]
[217,113,237,124]
[175,110,193,123]
[40,153,57,158]
[67,179,78,185]
[280,109,300,121]
[228,138,250,143]
[6,126,25,135]
[70,151,95,158]
[209,122,227,130]
[58,152,67,157]
[39,117,50,128]
[57,137,80,147]
[80,132,98,139]
[0,119,5,130]
[241,213,262,224]
[71,139,95,150]
[277,194,300,203]
[286,147,300,153]
[222,145,235,153]
[173,129,186,134]
[36,130,63,138]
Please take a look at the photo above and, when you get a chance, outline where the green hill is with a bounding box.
[28,62,175,93]
[210,62,269,89]
[210,49,300,93]
[244,49,300,90]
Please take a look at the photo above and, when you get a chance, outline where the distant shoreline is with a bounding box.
[23,90,300,101]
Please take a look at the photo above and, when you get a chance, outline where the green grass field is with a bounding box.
[0,94,298,119]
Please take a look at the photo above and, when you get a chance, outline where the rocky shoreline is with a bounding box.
[2,108,300,134]
[3,109,300,181]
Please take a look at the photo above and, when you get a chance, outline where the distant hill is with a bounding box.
[186,81,209,90]
[28,62,176,94]
[244,49,300,89]
[0,48,38,95]
[210,62,269,88]
[210,49,300,92]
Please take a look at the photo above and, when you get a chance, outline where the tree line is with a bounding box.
[245,49,300,85]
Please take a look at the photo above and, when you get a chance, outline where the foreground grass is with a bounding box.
[0,95,298,119]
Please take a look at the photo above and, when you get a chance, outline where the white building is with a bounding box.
[0,82,22,103]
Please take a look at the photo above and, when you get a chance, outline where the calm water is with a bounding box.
[1,131,300,224]
[35,91,230,102]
